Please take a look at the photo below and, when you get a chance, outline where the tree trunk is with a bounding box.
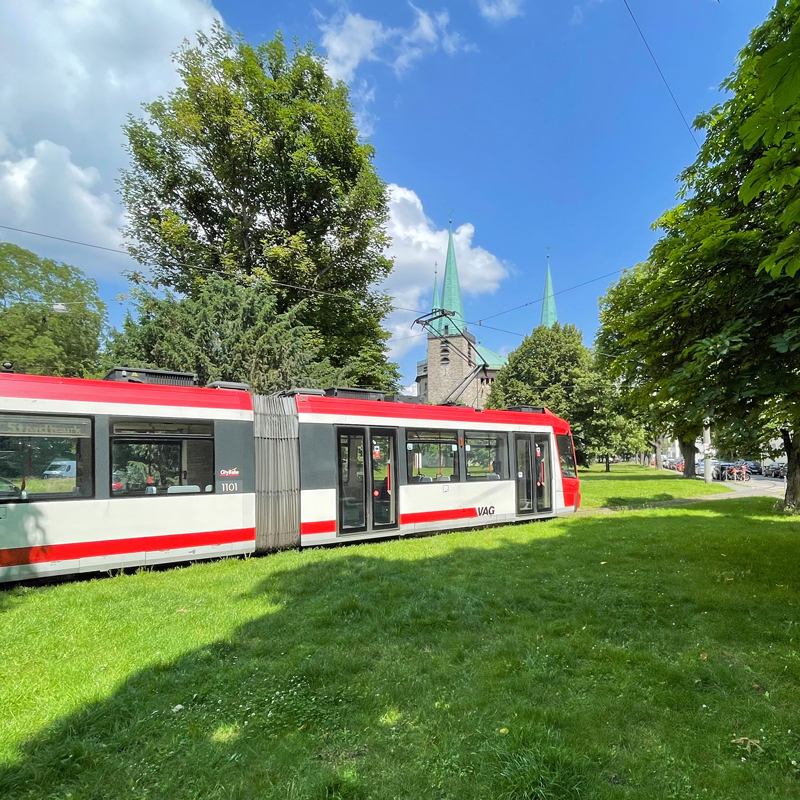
[654,438,663,470]
[680,437,697,478]
[781,428,800,508]
[605,454,610,473]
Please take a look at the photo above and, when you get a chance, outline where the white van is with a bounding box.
[43,460,76,479]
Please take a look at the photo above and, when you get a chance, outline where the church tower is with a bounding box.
[416,222,507,407]
[540,255,558,327]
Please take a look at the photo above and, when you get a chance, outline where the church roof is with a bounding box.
[476,343,507,370]
[540,258,558,327]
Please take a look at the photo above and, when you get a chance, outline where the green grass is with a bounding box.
[1,498,799,799]
[580,463,733,508]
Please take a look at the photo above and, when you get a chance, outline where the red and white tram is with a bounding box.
[0,372,580,583]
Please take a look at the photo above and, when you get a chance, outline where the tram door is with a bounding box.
[533,434,552,513]
[337,428,398,535]
[514,433,553,515]
[515,436,534,514]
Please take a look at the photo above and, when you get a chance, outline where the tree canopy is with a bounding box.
[0,242,105,378]
[119,23,397,390]
[596,0,800,504]
[106,275,353,394]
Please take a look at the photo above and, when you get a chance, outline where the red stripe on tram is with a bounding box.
[0,527,256,567]
[300,520,337,535]
[399,508,478,525]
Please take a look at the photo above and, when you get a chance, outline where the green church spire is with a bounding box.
[440,223,466,333]
[430,263,443,335]
[540,255,558,328]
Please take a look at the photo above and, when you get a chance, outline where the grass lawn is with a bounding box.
[580,463,733,509]
[1,497,799,799]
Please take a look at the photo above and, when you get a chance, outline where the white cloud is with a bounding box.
[0,0,220,277]
[477,0,526,22]
[571,0,611,25]
[382,184,508,358]
[350,80,379,137]
[319,13,387,83]
[319,6,473,84]
[0,141,124,252]
[318,6,473,141]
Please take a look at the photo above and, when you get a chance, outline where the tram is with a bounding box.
[0,371,580,583]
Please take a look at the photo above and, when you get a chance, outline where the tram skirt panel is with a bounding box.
[253,394,301,550]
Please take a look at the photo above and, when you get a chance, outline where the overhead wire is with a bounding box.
[466,268,625,327]
[621,0,700,149]
[0,223,429,316]
[1,223,630,344]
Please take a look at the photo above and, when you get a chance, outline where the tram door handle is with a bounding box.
[182,470,188,481]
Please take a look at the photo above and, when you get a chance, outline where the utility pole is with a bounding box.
[703,423,713,484]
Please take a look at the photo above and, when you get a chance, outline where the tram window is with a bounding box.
[406,429,460,482]
[0,414,93,500]
[557,434,577,478]
[465,432,507,480]
[110,418,214,497]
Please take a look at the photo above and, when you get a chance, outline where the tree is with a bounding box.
[596,2,800,505]
[486,323,592,444]
[119,23,397,389]
[738,0,800,279]
[486,323,645,467]
[580,375,648,472]
[106,274,345,394]
[0,242,106,378]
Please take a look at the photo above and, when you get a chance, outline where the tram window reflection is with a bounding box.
[406,429,460,483]
[110,418,214,497]
[465,432,507,480]
[0,414,93,500]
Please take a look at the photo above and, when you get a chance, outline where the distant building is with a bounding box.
[415,226,507,408]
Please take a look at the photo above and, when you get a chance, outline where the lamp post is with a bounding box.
[703,423,713,484]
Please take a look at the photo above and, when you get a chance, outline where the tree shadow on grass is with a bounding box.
[1,498,799,799]
[603,492,677,506]
[582,473,704,483]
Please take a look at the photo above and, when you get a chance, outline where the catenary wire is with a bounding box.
[1,223,630,340]
[621,0,700,149]
[0,223,429,316]
[466,268,624,326]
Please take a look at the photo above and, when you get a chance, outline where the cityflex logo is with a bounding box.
[477,506,496,516]
[219,468,240,477]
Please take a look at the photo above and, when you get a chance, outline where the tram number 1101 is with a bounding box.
[216,481,242,493]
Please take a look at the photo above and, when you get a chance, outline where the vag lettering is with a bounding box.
[477,506,495,516]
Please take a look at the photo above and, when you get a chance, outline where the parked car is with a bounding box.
[735,460,761,475]
[764,462,786,478]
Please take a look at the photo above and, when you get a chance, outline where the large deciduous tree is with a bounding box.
[597,1,800,506]
[119,23,397,390]
[0,243,105,378]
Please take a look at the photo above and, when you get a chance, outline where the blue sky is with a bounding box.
[0,0,776,387]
